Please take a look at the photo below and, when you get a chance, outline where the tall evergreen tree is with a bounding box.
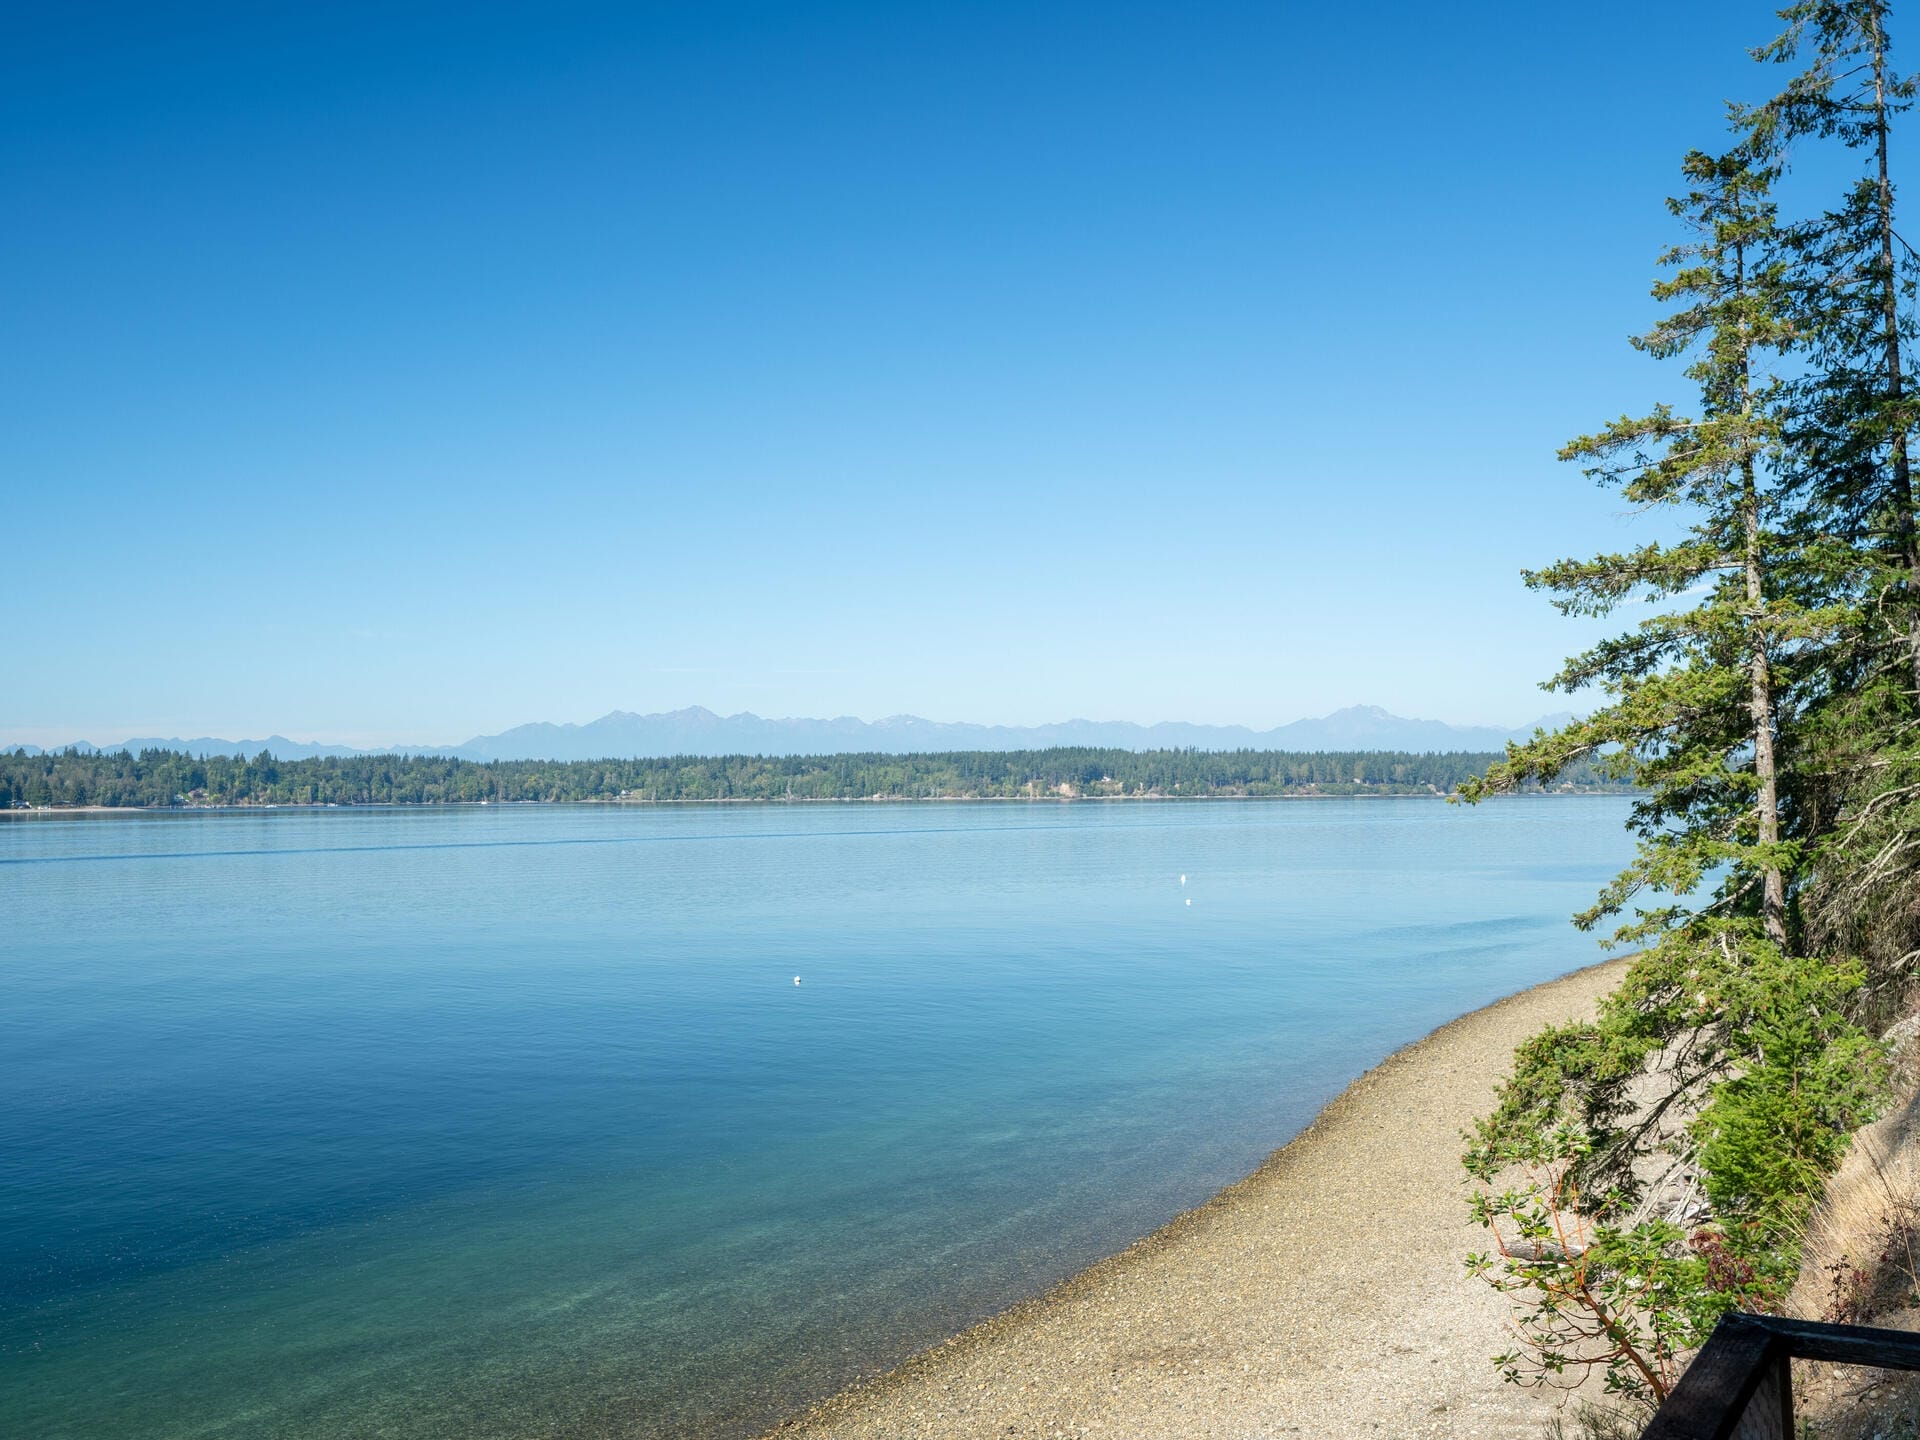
[1462,138,1885,1404]
[1463,143,1803,950]
[1758,0,1920,1014]
[1760,0,1920,689]
[1462,2,1920,1414]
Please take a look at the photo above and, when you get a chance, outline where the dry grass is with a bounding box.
[1789,1019,1920,1438]
[1800,1131,1920,1321]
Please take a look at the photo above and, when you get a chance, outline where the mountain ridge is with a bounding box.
[10,704,1576,761]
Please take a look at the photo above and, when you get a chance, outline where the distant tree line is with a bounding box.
[0,746,1622,809]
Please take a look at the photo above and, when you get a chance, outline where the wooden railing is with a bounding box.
[1641,1312,1920,1440]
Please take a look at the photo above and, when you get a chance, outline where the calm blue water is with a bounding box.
[0,799,1631,1438]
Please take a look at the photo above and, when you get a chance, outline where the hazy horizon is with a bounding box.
[0,699,1578,754]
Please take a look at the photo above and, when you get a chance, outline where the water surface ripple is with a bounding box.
[0,799,1631,1438]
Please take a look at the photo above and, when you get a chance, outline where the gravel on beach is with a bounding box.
[765,959,1627,1440]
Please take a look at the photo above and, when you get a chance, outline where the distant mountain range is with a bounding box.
[40,734,379,762]
[10,705,1574,761]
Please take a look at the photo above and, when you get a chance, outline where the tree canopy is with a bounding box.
[0,745,1621,811]
[1463,0,1920,1412]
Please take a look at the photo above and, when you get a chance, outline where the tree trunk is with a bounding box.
[1736,214,1789,947]
[1745,456,1789,946]
[1868,2,1920,693]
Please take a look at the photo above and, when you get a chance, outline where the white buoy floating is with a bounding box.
[1185,897,1192,907]
[793,976,802,986]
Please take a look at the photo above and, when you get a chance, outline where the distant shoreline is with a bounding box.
[1,790,1632,817]
[2,744,1622,810]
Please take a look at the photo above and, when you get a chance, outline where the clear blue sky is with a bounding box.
[0,1,1840,745]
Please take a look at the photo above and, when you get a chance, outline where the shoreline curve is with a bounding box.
[762,956,1628,1440]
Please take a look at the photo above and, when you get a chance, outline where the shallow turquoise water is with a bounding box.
[0,798,1631,1438]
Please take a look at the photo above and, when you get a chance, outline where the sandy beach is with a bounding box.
[766,958,1628,1440]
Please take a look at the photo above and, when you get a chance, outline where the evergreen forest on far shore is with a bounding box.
[0,746,1620,810]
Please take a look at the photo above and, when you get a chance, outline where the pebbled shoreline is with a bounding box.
[763,958,1627,1440]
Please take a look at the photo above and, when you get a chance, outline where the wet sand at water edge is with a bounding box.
[766,959,1628,1440]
